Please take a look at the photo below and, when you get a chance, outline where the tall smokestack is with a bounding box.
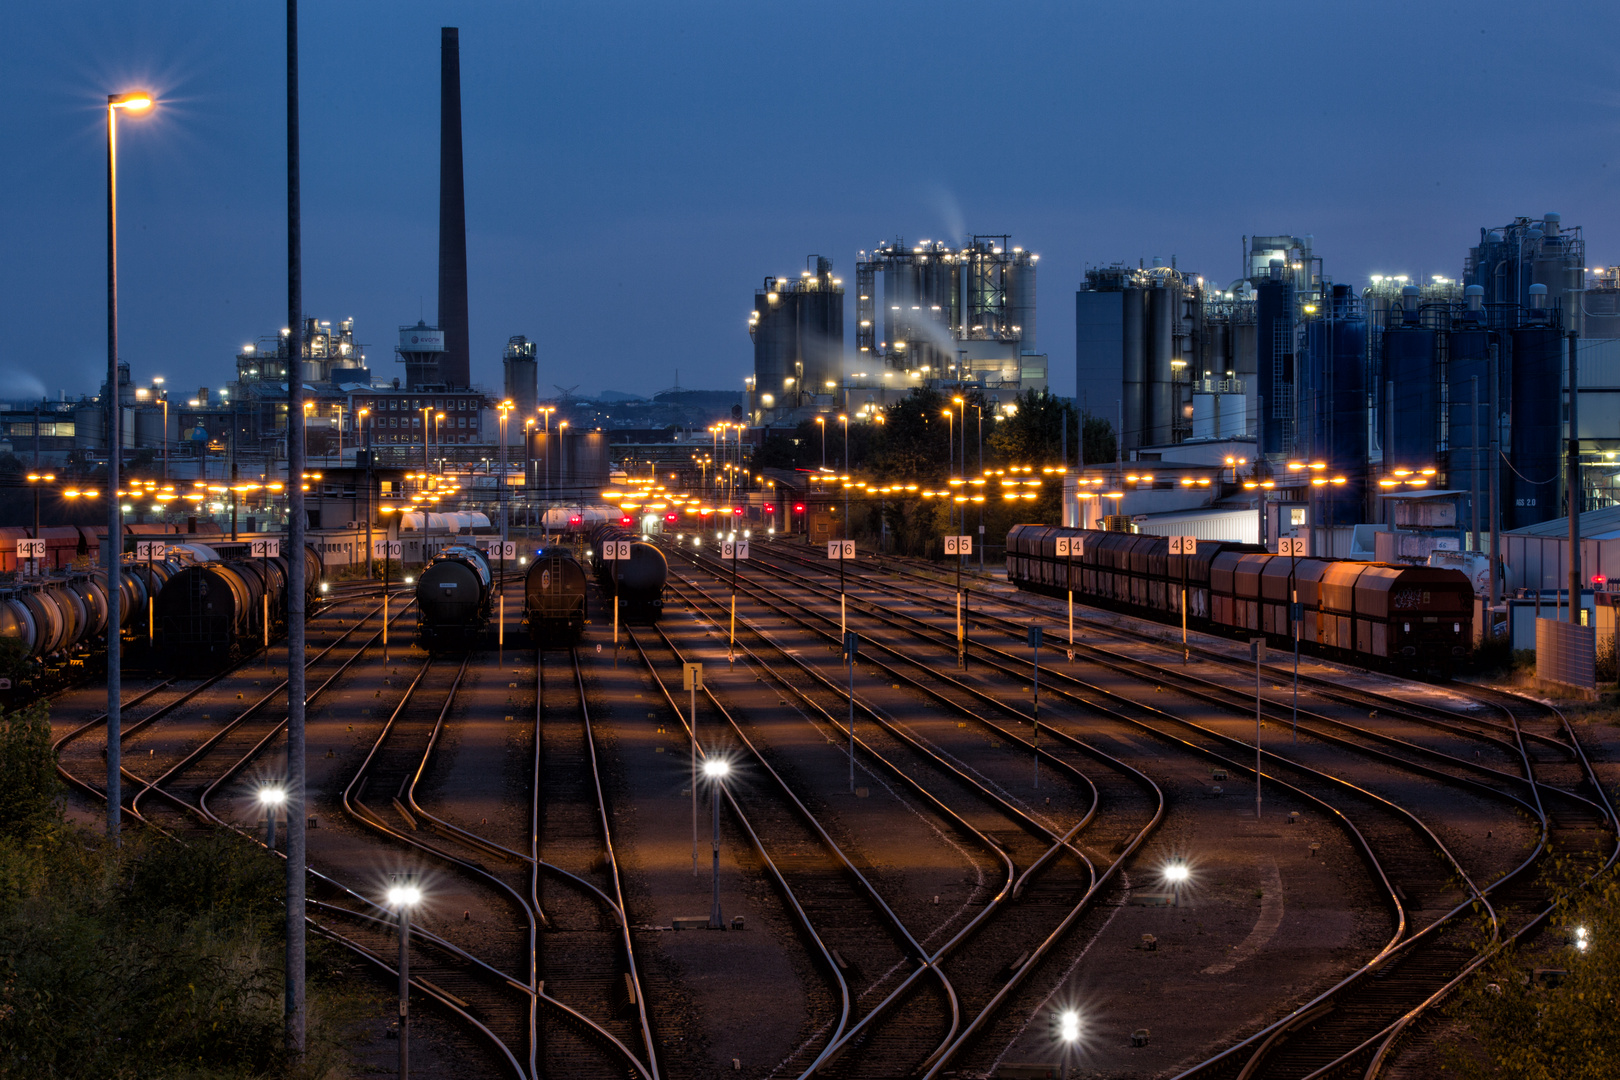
[437,26,470,388]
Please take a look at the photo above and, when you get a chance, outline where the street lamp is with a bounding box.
[497,401,513,540]
[26,472,55,543]
[104,88,155,844]
[259,785,287,850]
[815,415,826,469]
[386,877,423,1080]
[420,406,432,470]
[703,758,730,929]
[153,377,169,480]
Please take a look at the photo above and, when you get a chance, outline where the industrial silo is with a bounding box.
[750,258,843,409]
[1383,322,1436,473]
[1121,286,1145,450]
[1145,283,1176,446]
[1301,284,1367,525]
[1507,319,1563,529]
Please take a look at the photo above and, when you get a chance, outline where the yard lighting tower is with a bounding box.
[104,88,155,845]
[386,877,423,1080]
[704,758,730,929]
[259,785,287,849]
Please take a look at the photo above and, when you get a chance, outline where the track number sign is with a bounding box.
[1168,535,1197,556]
[1055,537,1083,558]
[944,535,972,556]
[135,541,166,560]
[16,539,46,559]
[826,540,856,560]
[1277,537,1308,557]
[250,539,281,558]
[721,541,750,560]
[484,541,517,560]
[603,541,632,561]
[373,540,402,558]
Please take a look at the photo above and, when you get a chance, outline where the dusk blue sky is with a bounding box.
[4,1,1619,405]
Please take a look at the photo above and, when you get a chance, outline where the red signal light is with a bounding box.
[764,503,775,513]
[620,516,632,526]
[569,515,581,524]
[733,507,743,516]
[793,503,805,513]
[665,513,678,523]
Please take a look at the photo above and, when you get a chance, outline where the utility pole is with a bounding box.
[283,0,308,1057]
[1488,342,1502,608]
[1568,330,1581,622]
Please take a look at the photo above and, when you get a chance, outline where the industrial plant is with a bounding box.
[747,235,1047,426]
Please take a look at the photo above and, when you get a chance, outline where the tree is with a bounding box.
[868,388,952,482]
[1082,411,1116,466]
[986,389,1075,468]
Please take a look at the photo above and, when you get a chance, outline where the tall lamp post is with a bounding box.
[104,88,155,844]
[153,376,169,480]
[498,400,513,540]
[815,415,826,469]
[359,407,372,576]
[539,406,555,532]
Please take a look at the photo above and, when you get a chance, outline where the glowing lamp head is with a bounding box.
[703,759,730,780]
[1059,1009,1080,1043]
[1164,863,1190,885]
[259,786,287,807]
[387,884,422,908]
[111,91,154,111]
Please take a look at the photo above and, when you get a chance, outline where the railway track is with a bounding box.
[52,590,407,827]
[656,566,1166,1077]
[729,540,1619,1079]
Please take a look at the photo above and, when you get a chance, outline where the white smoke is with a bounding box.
[924,183,967,246]
[0,368,47,403]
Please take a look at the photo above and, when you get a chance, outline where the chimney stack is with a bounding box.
[437,27,470,389]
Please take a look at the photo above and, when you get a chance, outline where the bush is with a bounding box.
[0,704,61,842]
[0,707,354,1079]
[1446,856,1620,1078]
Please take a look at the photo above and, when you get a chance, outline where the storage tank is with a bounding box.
[1383,325,1437,471]
[1145,284,1176,446]
[1301,284,1368,525]
[1007,252,1037,355]
[1506,324,1562,528]
[1121,286,1145,450]
[751,259,843,408]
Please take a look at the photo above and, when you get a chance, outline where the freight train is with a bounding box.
[1005,525,1474,674]
[588,524,667,615]
[523,547,588,643]
[0,565,155,662]
[155,545,324,669]
[415,544,493,649]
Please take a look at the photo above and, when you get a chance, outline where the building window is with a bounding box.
[1289,508,1306,526]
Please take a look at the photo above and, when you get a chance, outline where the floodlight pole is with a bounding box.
[708,771,724,929]
[283,0,309,1056]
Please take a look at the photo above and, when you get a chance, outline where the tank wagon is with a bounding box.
[1005,524,1474,674]
[523,547,588,642]
[415,544,493,648]
[588,524,667,615]
[154,545,322,669]
[1,557,190,663]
